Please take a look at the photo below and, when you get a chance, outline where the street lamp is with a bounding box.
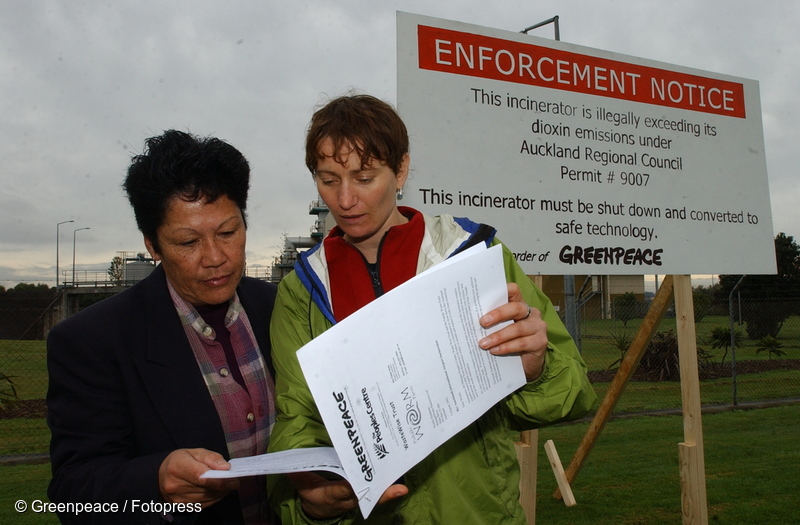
[56,220,74,288]
[72,227,90,285]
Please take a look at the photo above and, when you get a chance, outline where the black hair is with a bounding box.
[123,130,250,252]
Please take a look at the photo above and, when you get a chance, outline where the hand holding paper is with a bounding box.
[285,471,409,520]
[479,281,549,382]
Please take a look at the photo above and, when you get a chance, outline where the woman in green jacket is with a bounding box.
[268,93,596,524]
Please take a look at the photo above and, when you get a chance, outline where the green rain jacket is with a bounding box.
[267,212,596,524]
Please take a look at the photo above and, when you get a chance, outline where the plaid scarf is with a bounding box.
[168,281,276,524]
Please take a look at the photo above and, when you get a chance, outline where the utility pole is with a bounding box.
[56,220,74,288]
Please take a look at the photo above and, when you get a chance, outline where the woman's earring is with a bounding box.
[397,187,404,200]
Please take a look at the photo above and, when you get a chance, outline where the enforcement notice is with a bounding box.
[399,13,776,275]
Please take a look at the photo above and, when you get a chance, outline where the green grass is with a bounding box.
[0,339,48,400]
[0,418,50,456]
[1,405,797,524]
[593,369,800,413]
[533,404,800,524]
[0,462,58,524]
[0,339,50,457]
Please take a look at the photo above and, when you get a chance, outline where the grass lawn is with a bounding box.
[0,462,58,525]
[0,418,50,456]
[1,405,797,523]
[0,339,48,400]
[533,404,800,524]
[592,368,800,413]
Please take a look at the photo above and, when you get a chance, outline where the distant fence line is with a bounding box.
[59,264,278,289]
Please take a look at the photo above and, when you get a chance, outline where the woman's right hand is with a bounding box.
[158,448,240,508]
[287,471,408,519]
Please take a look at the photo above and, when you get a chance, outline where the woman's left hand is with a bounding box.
[478,283,547,382]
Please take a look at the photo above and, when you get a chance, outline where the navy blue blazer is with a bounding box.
[47,264,277,524]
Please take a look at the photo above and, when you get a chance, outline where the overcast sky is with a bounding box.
[1,0,797,288]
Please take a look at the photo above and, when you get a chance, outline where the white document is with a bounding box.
[202,446,344,479]
[201,244,527,519]
[297,243,526,518]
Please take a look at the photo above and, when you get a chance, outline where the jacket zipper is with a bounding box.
[345,232,390,298]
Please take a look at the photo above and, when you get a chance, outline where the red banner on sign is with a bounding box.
[417,25,746,118]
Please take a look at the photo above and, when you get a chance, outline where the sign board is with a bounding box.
[397,12,776,275]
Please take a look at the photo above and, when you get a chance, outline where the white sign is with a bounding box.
[397,12,776,275]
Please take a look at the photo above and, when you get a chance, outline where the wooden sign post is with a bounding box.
[673,275,709,525]
[555,275,709,525]
[515,429,538,524]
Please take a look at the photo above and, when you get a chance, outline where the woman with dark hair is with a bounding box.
[48,130,279,524]
[267,95,596,524]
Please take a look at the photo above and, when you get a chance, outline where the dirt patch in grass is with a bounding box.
[0,399,46,419]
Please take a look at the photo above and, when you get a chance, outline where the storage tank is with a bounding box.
[124,259,156,284]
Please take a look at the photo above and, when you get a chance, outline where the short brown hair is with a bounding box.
[305,94,409,175]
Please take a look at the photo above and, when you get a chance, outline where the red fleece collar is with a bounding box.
[324,207,424,321]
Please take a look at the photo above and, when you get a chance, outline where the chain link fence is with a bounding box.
[578,292,800,414]
[1,291,56,458]
[2,285,799,458]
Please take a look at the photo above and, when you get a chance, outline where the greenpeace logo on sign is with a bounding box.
[417,25,745,118]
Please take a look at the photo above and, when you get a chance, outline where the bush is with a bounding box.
[613,292,638,327]
[605,330,632,371]
[640,330,681,381]
[706,325,744,367]
[755,335,787,360]
[638,330,713,381]
[693,288,711,323]
[741,300,794,339]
